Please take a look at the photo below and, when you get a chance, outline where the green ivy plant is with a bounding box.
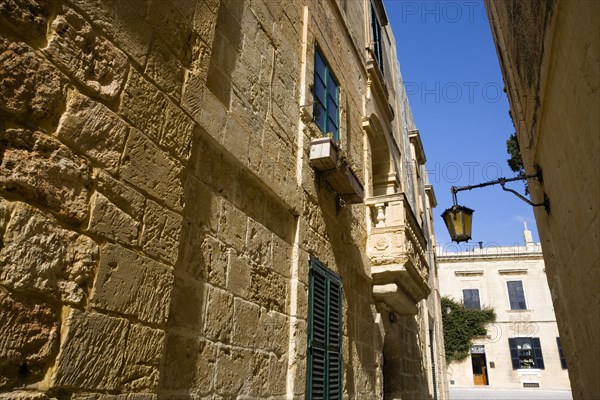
[441,296,496,363]
[506,133,529,194]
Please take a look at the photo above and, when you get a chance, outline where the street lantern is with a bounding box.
[440,173,549,243]
[441,204,474,243]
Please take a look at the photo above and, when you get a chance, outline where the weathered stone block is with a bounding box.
[181,69,206,121]
[0,0,51,41]
[0,201,98,304]
[145,38,185,102]
[121,129,183,211]
[91,243,174,325]
[232,298,260,347]
[145,0,196,66]
[160,334,217,392]
[269,354,288,395]
[88,192,139,245]
[249,263,287,313]
[0,37,68,124]
[0,392,50,400]
[204,286,233,342]
[272,234,292,278]
[0,290,58,389]
[120,69,166,142]
[260,311,289,356]
[162,101,194,162]
[57,94,128,174]
[66,0,152,67]
[214,346,251,395]
[227,251,251,298]
[52,310,128,390]
[217,198,247,252]
[245,351,271,396]
[44,7,128,100]
[121,324,164,391]
[0,126,91,223]
[167,275,206,333]
[95,170,145,220]
[201,236,228,288]
[142,200,182,266]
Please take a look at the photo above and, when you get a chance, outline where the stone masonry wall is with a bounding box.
[486,1,600,398]
[0,0,392,398]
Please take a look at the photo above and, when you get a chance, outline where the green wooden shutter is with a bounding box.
[557,337,567,369]
[532,337,545,369]
[508,338,520,369]
[327,279,342,399]
[308,257,343,400]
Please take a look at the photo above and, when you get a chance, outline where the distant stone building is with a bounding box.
[438,225,571,391]
[485,1,600,398]
[0,0,447,399]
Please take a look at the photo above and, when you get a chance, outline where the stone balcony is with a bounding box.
[366,193,431,315]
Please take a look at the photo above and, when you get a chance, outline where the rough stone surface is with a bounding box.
[95,170,145,220]
[57,94,128,174]
[121,324,164,391]
[0,392,51,400]
[52,310,128,390]
[0,0,51,41]
[66,0,152,66]
[0,37,68,125]
[120,129,183,211]
[87,191,139,245]
[141,200,182,265]
[120,69,167,143]
[0,201,98,304]
[45,6,128,100]
[0,290,58,389]
[91,243,174,325]
[204,286,233,342]
[249,264,287,313]
[0,126,91,223]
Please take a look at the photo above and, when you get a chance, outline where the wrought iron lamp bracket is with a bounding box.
[450,172,549,213]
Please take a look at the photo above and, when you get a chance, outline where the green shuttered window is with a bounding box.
[307,257,342,400]
[313,47,340,142]
[508,337,545,370]
[370,2,384,74]
[557,337,568,369]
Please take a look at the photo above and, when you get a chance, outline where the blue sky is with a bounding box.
[384,0,539,250]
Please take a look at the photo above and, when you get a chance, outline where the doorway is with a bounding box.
[471,351,489,386]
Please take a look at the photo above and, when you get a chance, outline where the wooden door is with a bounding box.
[471,354,488,385]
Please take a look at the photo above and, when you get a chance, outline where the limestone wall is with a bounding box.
[485,1,600,398]
[0,0,445,398]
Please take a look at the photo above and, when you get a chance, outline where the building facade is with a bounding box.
[485,1,600,398]
[0,0,447,399]
[438,226,571,391]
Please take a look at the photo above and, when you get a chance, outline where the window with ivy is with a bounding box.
[509,337,544,369]
[313,47,340,142]
[462,289,481,309]
[307,257,342,399]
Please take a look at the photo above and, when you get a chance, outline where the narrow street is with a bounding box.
[450,388,573,400]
